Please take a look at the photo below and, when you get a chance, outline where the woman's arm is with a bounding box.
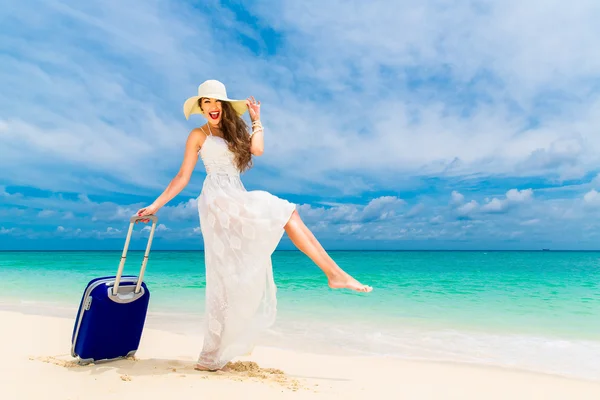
[246,96,264,156]
[137,129,203,217]
[250,121,264,156]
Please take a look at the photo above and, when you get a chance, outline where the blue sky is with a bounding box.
[2,0,600,250]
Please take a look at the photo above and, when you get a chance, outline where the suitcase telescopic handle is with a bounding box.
[112,214,158,296]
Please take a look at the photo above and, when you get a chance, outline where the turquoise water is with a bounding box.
[1,250,599,380]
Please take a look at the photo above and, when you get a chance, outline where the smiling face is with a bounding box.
[199,97,223,126]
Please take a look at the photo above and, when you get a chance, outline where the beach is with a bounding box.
[3,0,600,396]
[2,309,600,399]
[3,0,599,395]
[1,250,599,398]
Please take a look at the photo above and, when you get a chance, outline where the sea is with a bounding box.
[1,250,598,381]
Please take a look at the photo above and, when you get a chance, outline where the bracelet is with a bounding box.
[250,122,263,138]
[250,120,263,138]
[249,128,263,138]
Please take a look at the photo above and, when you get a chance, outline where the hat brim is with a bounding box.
[183,96,248,120]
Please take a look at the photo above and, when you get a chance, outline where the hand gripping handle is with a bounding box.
[112,214,158,296]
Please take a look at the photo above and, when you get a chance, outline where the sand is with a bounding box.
[2,310,600,399]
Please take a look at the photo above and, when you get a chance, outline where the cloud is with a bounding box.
[480,198,506,213]
[583,189,600,207]
[456,200,479,218]
[339,224,362,234]
[1,227,15,235]
[259,0,600,100]
[3,1,600,249]
[406,203,425,218]
[248,0,600,184]
[2,182,600,249]
[506,189,534,203]
[480,188,533,213]
[142,224,170,232]
[38,210,56,218]
[520,219,540,226]
[297,196,406,225]
[430,215,443,224]
[2,0,600,200]
[0,0,224,195]
[0,186,22,199]
[105,227,122,235]
[92,205,139,223]
[450,191,465,206]
[361,196,406,221]
[161,198,199,221]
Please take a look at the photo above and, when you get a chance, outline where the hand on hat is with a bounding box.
[246,96,261,122]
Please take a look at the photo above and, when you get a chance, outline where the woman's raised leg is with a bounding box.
[284,210,372,292]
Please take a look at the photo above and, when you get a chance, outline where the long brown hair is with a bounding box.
[199,99,253,173]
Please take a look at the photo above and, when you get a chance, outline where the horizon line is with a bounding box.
[0,249,596,252]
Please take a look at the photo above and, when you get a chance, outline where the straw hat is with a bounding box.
[183,80,248,120]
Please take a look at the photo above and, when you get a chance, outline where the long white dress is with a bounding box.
[195,129,296,370]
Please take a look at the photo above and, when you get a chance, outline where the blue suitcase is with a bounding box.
[71,214,158,364]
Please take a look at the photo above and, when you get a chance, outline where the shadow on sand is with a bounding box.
[33,354,315,390]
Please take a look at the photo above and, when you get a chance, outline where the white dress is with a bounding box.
[195,129,296,370]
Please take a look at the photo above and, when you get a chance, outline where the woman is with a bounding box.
[137,80,372,371]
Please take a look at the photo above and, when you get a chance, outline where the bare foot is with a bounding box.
[194,363,220,372]
[328,274,372,292]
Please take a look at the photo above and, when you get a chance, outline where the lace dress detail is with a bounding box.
[196,131,296,370]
